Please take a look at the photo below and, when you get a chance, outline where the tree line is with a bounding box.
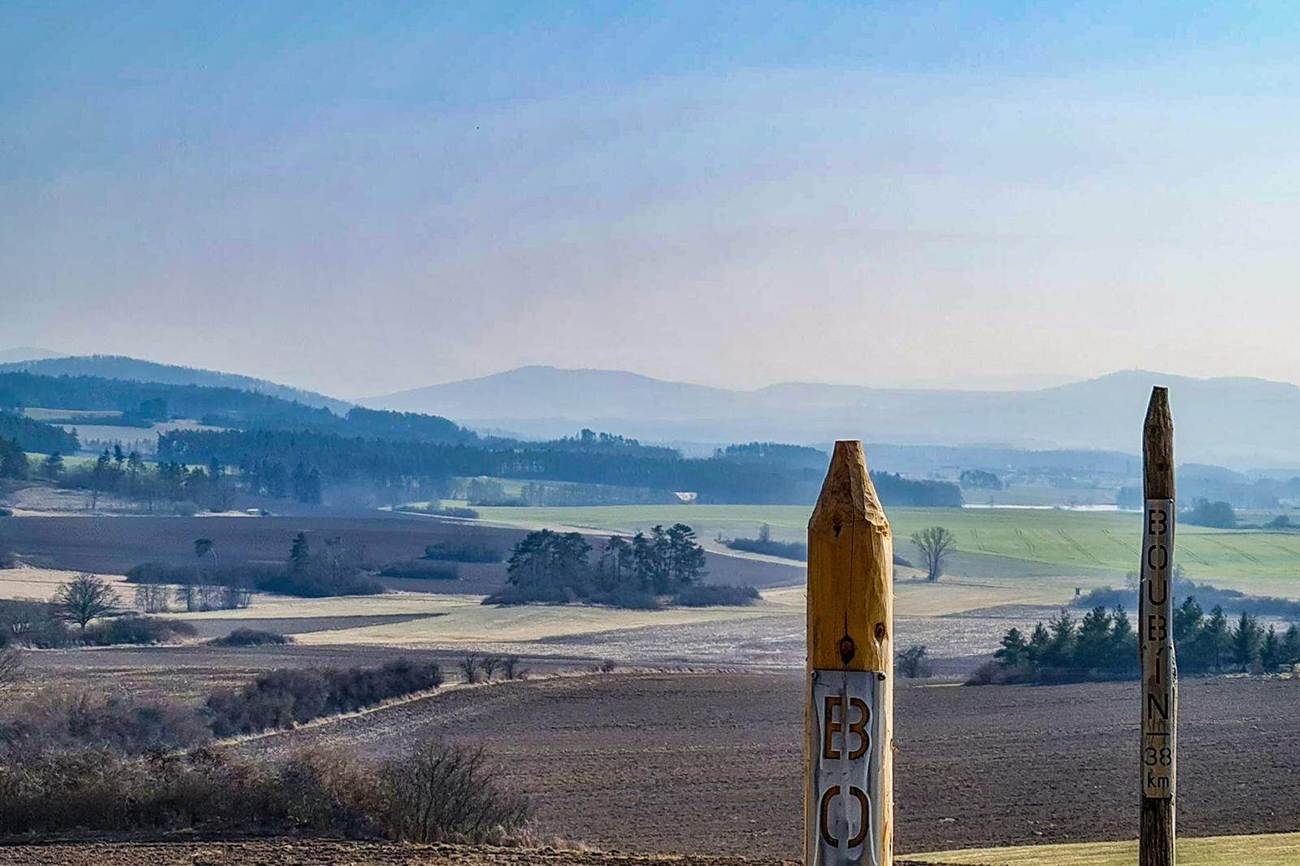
[159,427,962,507]
[977,598,1300,685]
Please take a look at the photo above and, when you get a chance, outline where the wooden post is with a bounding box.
[805,441,893,866]
[1140,387,1177,866]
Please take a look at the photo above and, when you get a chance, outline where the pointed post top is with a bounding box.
[809,440,889,533]
[1144,386,1174,500]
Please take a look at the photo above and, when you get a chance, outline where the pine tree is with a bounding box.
[1230,611,1263,672]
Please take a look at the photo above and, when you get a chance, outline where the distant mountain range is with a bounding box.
[364,366,1300,469]
[0,354,351,414]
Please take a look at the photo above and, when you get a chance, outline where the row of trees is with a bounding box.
[982,599,1300,684]
[489,525,710,607]
[158,427,965,508]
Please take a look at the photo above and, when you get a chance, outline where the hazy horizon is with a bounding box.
[8,3,1300,396]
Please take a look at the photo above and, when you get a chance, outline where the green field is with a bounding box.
[915,832,1300,865]
[474,504,1300,597]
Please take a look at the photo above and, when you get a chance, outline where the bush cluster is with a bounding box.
[206,659,442,737]
[0,739,528,843]
[0,601,191,649]
[0,690,211,756]
[127,559,382,600]
[423,540,501,562]
[209,628,292,647]
[672,584,761,607]
[83,616,197,646]
[378,560,459,580]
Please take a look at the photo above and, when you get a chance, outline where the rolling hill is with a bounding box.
[0,355,350,413]
[365,367,1300,469]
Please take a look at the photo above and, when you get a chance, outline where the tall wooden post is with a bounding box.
[1140,387,1177,866]
[806,441,893,866]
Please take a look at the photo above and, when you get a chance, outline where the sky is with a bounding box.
[5,2,1300,398]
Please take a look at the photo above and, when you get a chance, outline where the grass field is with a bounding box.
[474,505,1300,596]
[915,832,1300,865]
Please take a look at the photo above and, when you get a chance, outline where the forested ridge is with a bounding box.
[2,371,962,507]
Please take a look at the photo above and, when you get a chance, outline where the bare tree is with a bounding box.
[501,655,525,680]
[134,583,171,613]
[199,584,225,611]
[0,647,20,691]
[459,653,481,683]
[478,655,502,681]
[53,573,121,634]
[911,526,956,582]
[377,738,530,843]
[175,582,199,612]
[222,583,253,610]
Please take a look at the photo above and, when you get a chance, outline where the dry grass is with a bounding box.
[0,565,130,601]
[914,832,1300,865]
[292,591,797,647]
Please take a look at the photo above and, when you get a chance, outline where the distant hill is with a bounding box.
[364,366,1300,469]
[0,355,350,414]
[0,347,63,364]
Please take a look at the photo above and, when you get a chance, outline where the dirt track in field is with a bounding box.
[232,671,1300,859]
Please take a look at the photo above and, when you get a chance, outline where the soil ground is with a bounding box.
[0,840,807,866]
[233,671,1300,859]
[0,513,802,594]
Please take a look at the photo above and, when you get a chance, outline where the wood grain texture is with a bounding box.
[1140,387,1177,866]
[805,440,893,865]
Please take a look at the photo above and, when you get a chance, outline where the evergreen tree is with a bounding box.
[289,532,311,571]
[1260,625,1283,672]
[1230,611,1263,672]
[994,627,1030,667]
[40,451,63,479]
[666,523,706,589]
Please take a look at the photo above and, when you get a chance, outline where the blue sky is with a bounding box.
[5,2,1300,396]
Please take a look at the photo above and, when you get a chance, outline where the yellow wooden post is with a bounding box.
[806,441,894,866]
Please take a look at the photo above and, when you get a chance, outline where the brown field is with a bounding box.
[0,840,804,866]
[227,671,1300,859]
[0,514,802,594]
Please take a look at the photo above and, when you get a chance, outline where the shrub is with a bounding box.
[482,584,572,606]
[210,628,292,647]
[127,560,382,599]
[374,739,530,843]
[84,616,197,646]
[673,584,760,607]
[206,659,442,737]
[423,540,501,562]
[0,648,20,691]
[379,560,459,580]
[0,738,527,843]
[0,691,210,757]
[592,587,662,610]
[725,536,808,560]
[1184,498,1237,528]
[0,599,73,648]
[897,644,933,678]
